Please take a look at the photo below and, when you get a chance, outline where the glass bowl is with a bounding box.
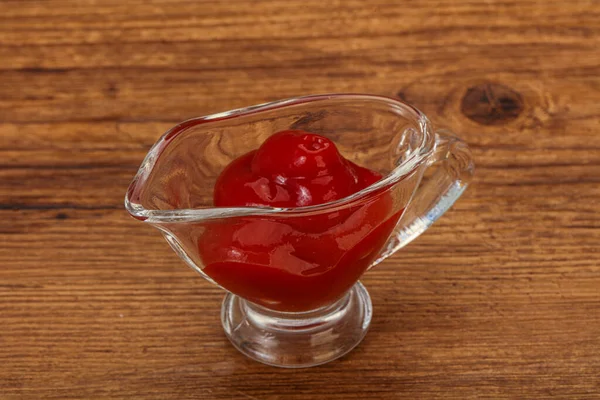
[125,94,474,368]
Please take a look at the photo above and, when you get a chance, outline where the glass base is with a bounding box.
[221,281,373,368]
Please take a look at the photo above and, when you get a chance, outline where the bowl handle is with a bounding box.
[372,128,475,266]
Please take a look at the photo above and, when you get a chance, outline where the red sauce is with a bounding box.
[200,130,402,311]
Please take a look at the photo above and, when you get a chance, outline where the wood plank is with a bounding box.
[1,0,599,398]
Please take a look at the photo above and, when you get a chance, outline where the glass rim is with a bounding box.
[125,93,434,223]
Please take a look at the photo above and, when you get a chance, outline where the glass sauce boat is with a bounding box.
[125,94,474,368]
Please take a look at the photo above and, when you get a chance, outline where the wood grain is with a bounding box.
[1,0,599,398]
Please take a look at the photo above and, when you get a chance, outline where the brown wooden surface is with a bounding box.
[1,1,600,399]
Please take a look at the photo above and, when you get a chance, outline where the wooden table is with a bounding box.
[1,1,599,398]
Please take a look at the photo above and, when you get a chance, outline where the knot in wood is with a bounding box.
[461,83,524,125]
